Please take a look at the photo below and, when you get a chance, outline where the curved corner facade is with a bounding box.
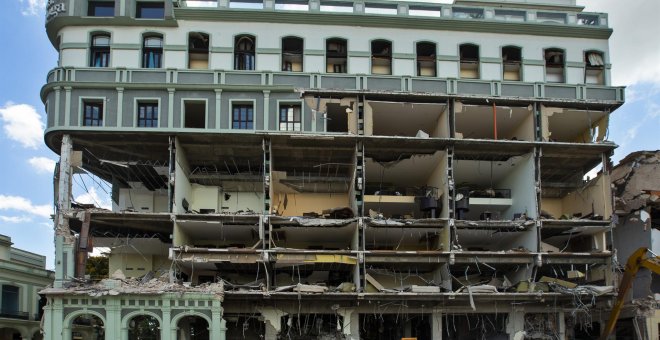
[41,0,624,339]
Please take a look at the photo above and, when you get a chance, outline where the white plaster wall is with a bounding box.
[166,50,187,69]
[305,55,324,73]
[481,62,501,81]
[566,66,584,84]
[112,49,140,68]
[523,65,544,82]
[55,22,610,84]
[258,54,279,72]
[60,49,86,67]
[393,59,414,76]
[211,52,232,70]
[439,61,458,78]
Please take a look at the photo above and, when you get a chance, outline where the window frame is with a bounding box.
[134,98,161,128]
[501,45,523,81]
[459,43,480,79]
[229,100,256,130]
[1,284,20,314]
[544,47,566,83]
[142,34,163,68]
[281,36,304,72]
[181,98,208,129]
[188,32,210,69]
[370,39,392,75]
[89,33,111,67]
[136,1,165,19]
[325,38,347,74]
[415,41,437,77]
[584,50,606,85]
[277,100,304,132]
[80,97,106,127]
[234,34,256,71]
[87,0,115,16]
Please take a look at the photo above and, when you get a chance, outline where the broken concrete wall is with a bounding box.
[561,174,612,219]
[191,184,263,214]
[108,253,170,278]
[174,137,192,214]
[541,106,610,143]
[272,193,350,217]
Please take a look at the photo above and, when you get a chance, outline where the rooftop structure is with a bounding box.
[41,0,624,338]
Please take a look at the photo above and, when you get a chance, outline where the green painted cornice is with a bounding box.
[112,43,141,50]
[164,44,187,51]
[304,49,325,56]
[173,9,612,39]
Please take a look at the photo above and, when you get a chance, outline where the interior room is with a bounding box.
[541,106,609,143]
[454,102,534,141]
[540,174,612,220]
[540,224,608,254]
[364,223,447,251]
[453,154,537,221]
[459,44,480,79]
[103,238,171,279]
[280,314,344,339]
[271,141,356,217]
[173,219,261,248]
[363,265,444,293]
[272,256,356,289]
[224,314,265,340]
[364,151,448,219]
[502,46,522,81]
[282,36,303,72]
[115,181,169,213]
[184,100,206,128]
[365,101,449,138]
[270,220,357,250]
[188,32,209,69]
[443,314,508,340]
[454,224,536,252]
[173,137,264,215]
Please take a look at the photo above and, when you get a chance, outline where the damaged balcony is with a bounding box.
[173,135,265,215]
[453,152,537,222]
[454,102,535,141]
[541,105,610,143]
[364,100,449,138]
[364,150,449,220]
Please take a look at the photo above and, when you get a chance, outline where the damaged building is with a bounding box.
[40,0,625,338]
[611,151,660,339]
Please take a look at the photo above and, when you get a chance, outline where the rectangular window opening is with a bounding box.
[279,104,302,131]
[88,1,115,16]
[232,104,254,129]
[136,2,165,19]
[326,39,347,73]
[137,101,159,127]
[184,101,206,128]
[83,100,104,126]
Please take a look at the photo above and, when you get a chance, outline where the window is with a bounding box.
[234,35,255,70]
[83,100,104,126]
[326,38,347,73]
[188,32,209,69]
[585,51,605,85]
[137,102,159,127]
[136,2,164,19]
[142,35,163,68]
[88,1,114,16]
[232,104,253,129]
[90,34,110,67]
[1,285,19,314]
[459,44,479,79]
[282,36,303,72]
[371,40,391,75]
[279,104,301,131]
[502,46,522,81]
[416,42,436,77]
[184,100,206,128]
[544,48,565,83]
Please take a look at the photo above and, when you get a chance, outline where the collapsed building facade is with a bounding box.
[40,0,626,338]
[611,151,660,339]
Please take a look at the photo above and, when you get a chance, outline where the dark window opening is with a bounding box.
[416,41,436,77]
[234,35,255,70]
[72,314,104,340]
[90,34,110,67]
[225,315,265,340]
[232,104,254,129]
[88,1,114,16]
[325,103,348,133]
[361,314,431,340]
[326,38,347,73]
[137,102,158,127]
[460,44,479,79]
[188,32,209,69]
[545,48,565,83]
[280,314,342,340]
[83,100,104,126]
[128,315,160,340]
[1,285,19,316]
[279,104,301,131]
[502,46,522,81]
[585,51,605,85]
[282,36,303,72]
[177,316,209,340]
[184,101,206,128]
[371,39,392,75]
[444,314,508,340]
[142,35,163,68]
[136,2,164,19]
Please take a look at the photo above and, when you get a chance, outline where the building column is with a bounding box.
[263,90,270,130]
[162,299,172,340]
[214,89,222,130]
[116,87,124,127]
[258,307,286,340]
[106,299,121,340]
[432,309,443,340]
[63,86,72,126]
[55,135,74,286]
[508,307,525,340]
[211,300,226,340]
[168,88,175,128]
[338,308,359,340]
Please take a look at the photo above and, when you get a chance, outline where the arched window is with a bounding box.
[282,36,303,72]
[371,39,392,75]
[71,314,105,340]
[544,48,564,83]
[459,44,479,79]
[326,38,347,73]
[585,50,605,85]
[416,41,436,77]
[177,316,209,340]
[502,46,521,81]
[128,315,160,340]
[188,32,209,69]
[142,34,163,68]
[90,33,110,67]
[234,35,255,70]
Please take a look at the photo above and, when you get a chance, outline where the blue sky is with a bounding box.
[0,0,658,269]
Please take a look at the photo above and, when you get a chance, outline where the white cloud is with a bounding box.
[577,0,660,86]
[19,0,46,16]
[28,156,56,174]
[0,195,52,219]
[0,102,45,149]
[74,187,112,210]
[0,215,33,223]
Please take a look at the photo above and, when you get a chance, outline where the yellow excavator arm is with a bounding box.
[600,247,660,340]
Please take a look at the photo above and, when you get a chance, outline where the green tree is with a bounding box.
[85,256,109,279]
